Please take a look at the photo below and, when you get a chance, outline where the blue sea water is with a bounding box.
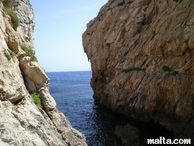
[47,71,124,145]
[47,71,173,146]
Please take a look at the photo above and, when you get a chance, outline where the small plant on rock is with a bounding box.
[4,49,15,60]
[30,92,42,108]
[1,0,14,7]
[1,0,19,30]
[162,66,172,72]
[173,0,183,4]
[122,67,145,73]
[117,1,125,6]
[162,66,179,75]
[19,44,38,61]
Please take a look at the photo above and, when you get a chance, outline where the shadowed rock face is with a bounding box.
[83,0,194,140]
[115,124,140,146]
[0,0,87,145]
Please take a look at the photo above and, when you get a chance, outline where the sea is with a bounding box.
[47,71,173,146]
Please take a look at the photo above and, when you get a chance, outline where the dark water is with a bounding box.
[47,71,173,146]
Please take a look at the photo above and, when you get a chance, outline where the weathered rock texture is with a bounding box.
[0,0,87,145]
[14,0,35,49]
[83,0,194,141]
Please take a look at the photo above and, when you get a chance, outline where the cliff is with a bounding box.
[83,0,194,141]
[0,0,87,145]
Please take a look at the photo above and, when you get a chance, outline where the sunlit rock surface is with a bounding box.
[83,0,194,141]
[0,0,87,145]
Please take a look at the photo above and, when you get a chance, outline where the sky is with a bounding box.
[30,0,108,72]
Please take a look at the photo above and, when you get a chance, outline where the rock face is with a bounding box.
[0,0,87,145]
[83,0,194,140]
[14,0,35,49]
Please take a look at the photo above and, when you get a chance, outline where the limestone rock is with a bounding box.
[0,9,20,54]
[0,28,26,103]
[19,57,49,89]
[48,109,87,146]
[14,0,35,49]
[83,0,194,140]
[39,88,56,112]
[19,57,57,112]
[0,0,87,145]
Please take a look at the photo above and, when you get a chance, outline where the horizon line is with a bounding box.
[46,70,91,73]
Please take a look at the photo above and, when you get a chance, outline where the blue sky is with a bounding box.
[30,0,108,72]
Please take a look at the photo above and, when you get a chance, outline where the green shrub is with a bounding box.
[5,52,11,60]
[8,10,18,30]
[2,0,19,30]
[162,66,179,75]
[173,0,183,3]
[134,40,139,45]
[4,49,15,60]
[8,48,15,56]
[117,2,124,6]
[30,92,42,108]
[2,0,14,7]
[122,67,145,73]
[162,66,172,72]
[19,44,38,61]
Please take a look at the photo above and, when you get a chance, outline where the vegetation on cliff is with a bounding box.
[1,0,19,30]
[30,92,42,108]
[122,67,145,73]
[19,44,38,61]
[4,48,15,60]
